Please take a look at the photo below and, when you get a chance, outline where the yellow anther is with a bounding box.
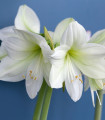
[30,70,32,73]
[79,78,83,83]
[103,83,105,86]
[75,76,78,79]
[29,73,31,77]
[22,75,25,79]
[71,80,74,83]
[34,77,37,80]
[31,76,33,79]
[79,74,81,77]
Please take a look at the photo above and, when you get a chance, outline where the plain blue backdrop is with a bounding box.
[0,0,105,120]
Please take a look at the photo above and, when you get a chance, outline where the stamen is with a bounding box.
[75,76,78,79]
[79,74,81,77]
[29,73,31,77]
[71,80,74,83]
[22,75,25,79]
[30,70,32,73]
[79,78,83,83]
[103,83,105,86]
[34,77,37,80]
[31,76,33,79]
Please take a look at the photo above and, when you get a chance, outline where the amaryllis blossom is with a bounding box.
[0,5,52,99]
[0,29,52,99]
[84,29,105,106]
[49,20,105,102]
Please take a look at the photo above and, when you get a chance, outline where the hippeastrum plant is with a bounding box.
[49,20,105,102]
[0,29,52,99]
[1,4,105,120]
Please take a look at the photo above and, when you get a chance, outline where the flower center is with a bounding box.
[65,51,83,84]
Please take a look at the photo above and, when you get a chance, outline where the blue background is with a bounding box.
[0,0,105,120]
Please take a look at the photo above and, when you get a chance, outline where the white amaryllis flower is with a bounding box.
[49,21,105,102]
[0,5,40,60]
[84,29,105,106]
[0,29,52,99]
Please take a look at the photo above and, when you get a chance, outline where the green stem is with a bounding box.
[33,81,53,120]
[33,81,47,120]
[40,86,53,120]
[94,90,103,120]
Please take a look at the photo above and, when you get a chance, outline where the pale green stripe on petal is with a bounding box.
[0,46,7,60]
[84,75,90,91]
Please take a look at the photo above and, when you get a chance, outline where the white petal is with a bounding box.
[40,39,53,63]
[73,43,105,79]
[0,71,26,82]
[64,61,83,102]
[65,79,83,102]
[0,45,7,60]
[53,18,74,44]
[49,45,69,88]
[49,64,64,88]
[62,21,87,49]
[4,30,49,60]
[51,45,69,65]
[4,36,36,60]
[86,31,91,42]
[0,56,30,81]
[14,29,47,48]
[89,29,105,45]
[61,24,73,47]
[84,75,90,91]
[90,89,95,107]
[89,78,103,91]
[26,55,43,99]
[43,62,51,86]
[0,26,16,41]
[15,5,40,33]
